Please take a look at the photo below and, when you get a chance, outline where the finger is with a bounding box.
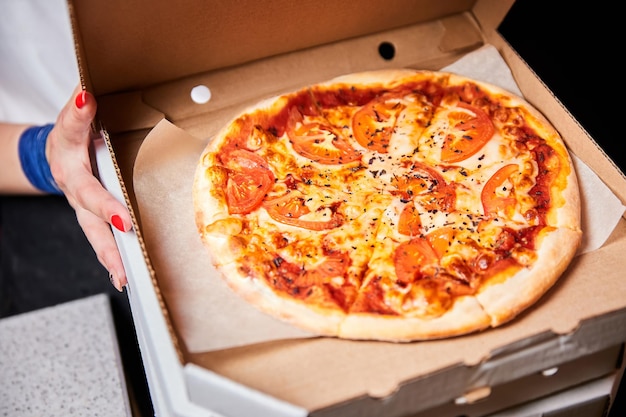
[66,167,133,233]
[55,86,97,148]
[47,88,98,191]
[75,206,128,291]
[49,86,133,233]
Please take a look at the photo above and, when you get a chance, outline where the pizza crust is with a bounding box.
[339,296,491,341]
[551,154,582,229]
[476,226,582,326]
[215,261,346,337]
[320,68,438,89]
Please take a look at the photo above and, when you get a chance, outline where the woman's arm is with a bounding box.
[0,86,132,291]
[0,123,41,194]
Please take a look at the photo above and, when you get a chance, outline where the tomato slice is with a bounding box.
[309,251,351,282]
[393,175,430,199]
[426,226,455,258]
[441,102,495,163]
[352,94,406,153]
[481,164,519,217]
[262,191,344,230]
[398,201,422,236]
[275,250,350,287]
[222,149,270,171]
[223,150,275,215]
[394,237,439,284]
[226,170,274,214]
[286,108,361,165]
[392,162,456,212]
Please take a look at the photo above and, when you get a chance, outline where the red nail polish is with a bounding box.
[111,214,125,232]
[75,91,87,109]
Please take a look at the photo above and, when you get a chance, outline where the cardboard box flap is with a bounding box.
[69,0,477,98]
[137,11,483,135]
[97,92,164,133]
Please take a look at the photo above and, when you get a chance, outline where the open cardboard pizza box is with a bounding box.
[68,0,626,415]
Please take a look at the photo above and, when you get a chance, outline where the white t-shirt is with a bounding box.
[0,0,79,125]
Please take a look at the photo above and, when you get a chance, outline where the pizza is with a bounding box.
[192,69,582,341]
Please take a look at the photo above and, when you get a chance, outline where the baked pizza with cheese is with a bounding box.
[192,69,582,341]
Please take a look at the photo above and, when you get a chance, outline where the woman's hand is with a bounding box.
[46,86,131,291]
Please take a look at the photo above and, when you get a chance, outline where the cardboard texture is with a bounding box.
[132,45,624,356]
[70,0,476,96]
[69,0,626,415]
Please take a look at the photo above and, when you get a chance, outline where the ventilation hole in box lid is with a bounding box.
[378,42,396,60]
[191,85,212,104]
[541,366,559,377]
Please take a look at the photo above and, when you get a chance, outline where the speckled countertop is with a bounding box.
[0,294,132,417]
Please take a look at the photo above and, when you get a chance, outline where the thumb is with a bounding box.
[55,86,98,148]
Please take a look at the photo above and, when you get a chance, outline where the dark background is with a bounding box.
[499,0,623,172]
[499,1,625,416]
[0,1,623,416]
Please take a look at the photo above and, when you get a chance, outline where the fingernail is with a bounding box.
[75,90,87,109]
[109,273,123,292]
[111,214,125,232]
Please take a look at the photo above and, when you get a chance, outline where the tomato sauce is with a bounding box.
[218,77,562,313]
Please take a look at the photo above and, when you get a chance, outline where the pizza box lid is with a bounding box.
[67,0,626,415]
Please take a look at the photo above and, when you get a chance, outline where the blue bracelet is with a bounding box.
[18,124,63,195]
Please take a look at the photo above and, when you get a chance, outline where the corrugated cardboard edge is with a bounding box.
[68,0,186,364]
[98,126,187,364]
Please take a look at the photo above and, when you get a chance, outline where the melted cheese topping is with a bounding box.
[195,71,573,322]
